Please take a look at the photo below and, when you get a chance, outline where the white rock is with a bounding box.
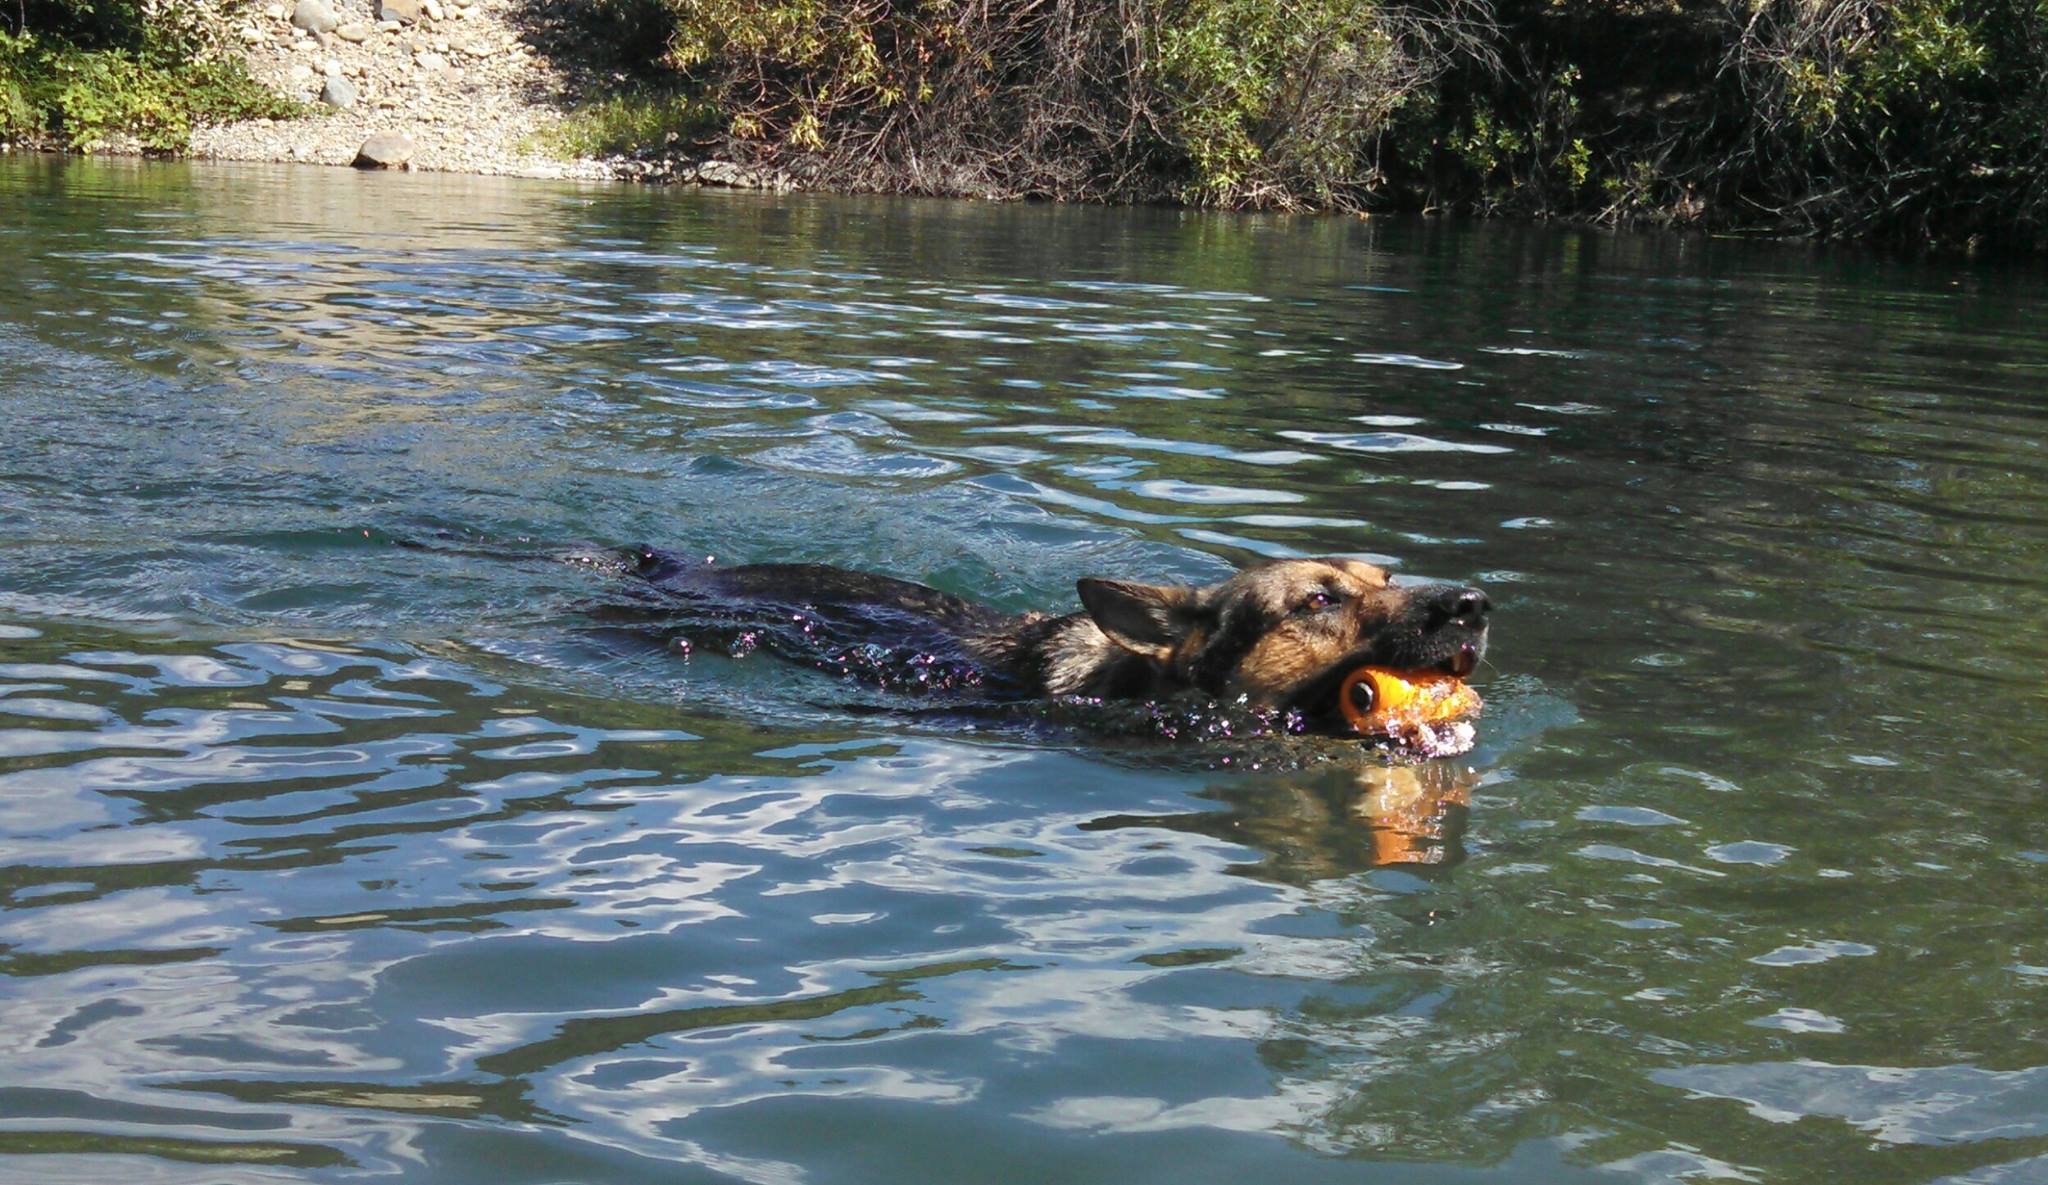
[290,0,338,33]
[334,23,372,42]
[323,57,343,76]
[423,0,443,19]
[320,75,359,109]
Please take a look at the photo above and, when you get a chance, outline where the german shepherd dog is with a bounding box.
[626,547,1490,734]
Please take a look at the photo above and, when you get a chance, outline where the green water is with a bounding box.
[2,155,2046,1185]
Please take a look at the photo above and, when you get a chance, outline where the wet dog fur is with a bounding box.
[629,548,1490,732]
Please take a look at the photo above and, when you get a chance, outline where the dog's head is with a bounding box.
[1076,557,1489,726]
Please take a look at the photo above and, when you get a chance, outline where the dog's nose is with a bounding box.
[1430,585,1490,627]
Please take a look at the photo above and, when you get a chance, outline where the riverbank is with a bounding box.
[2,0,782,186]
[186,0,657,181]
[183,0,561,176]
[8,0,2045,247]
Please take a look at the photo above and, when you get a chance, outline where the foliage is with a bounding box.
[532,90,718,159]
[1397,0,2048,244]
[614,0,1486,208]
[585,0,2045,245]
[1152,0,1407,207]
[1723,0,2048,244]
[1,1,299,152]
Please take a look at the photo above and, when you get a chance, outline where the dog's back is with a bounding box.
[631,546,1046,693]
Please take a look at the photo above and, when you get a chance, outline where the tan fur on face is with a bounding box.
[1215,559,1414,705]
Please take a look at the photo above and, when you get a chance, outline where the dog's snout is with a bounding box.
[1430,585,1490,627]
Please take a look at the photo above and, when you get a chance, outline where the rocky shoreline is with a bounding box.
[185,0,779,186]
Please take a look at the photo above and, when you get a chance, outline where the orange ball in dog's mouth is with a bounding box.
[1338,666,1482,737]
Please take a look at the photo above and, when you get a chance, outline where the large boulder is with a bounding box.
[290,0,339,34]
[353,132,417,169]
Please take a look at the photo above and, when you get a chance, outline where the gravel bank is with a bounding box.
[190,0,653,181]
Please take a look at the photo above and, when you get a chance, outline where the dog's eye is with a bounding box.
[1298,590,1340,614]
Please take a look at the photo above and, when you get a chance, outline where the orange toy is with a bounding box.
[1338,666,1482,736]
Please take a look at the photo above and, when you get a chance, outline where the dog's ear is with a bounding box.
[1077,578,1199,660]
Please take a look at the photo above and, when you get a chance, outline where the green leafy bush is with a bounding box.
[2,2,300,152]
[1154,0,1411,207]
[616,0,1468,208]
[1741,0,2048,243]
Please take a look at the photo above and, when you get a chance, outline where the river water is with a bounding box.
[2,156,2046,1185]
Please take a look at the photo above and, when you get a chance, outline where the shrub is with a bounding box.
[2,1,300,152]
[621,0,1485,208]
[1726,0,2048,244]
[1154,0,1406,207]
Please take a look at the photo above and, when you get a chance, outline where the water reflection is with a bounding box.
[1087,761,1480,882]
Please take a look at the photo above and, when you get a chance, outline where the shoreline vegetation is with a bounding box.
[4,0,2045,250]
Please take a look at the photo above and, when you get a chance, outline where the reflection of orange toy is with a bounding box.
[1353,764,1474,865]
[1338,666,1482,736]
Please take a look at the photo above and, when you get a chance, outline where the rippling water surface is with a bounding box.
[3,157,2047,1185]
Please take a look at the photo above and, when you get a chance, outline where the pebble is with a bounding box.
[335,23,372,42]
